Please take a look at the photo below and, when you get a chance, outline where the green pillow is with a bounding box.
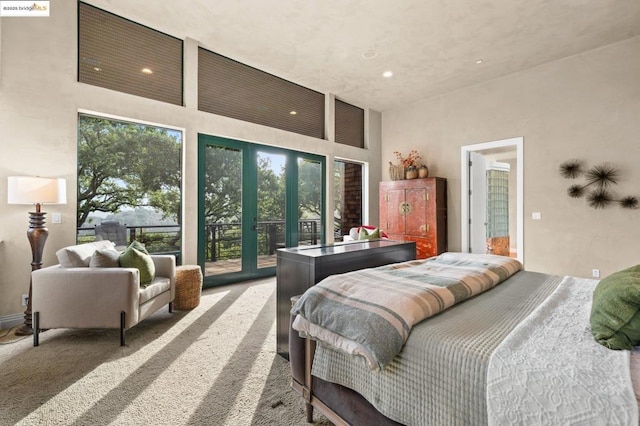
[119,247,155,286]
[358,227,381,240]
[127,240,149,255]
[89,249,120,268]
[590,264,640,350]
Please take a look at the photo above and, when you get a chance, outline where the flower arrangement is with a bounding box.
[394,150,422,169]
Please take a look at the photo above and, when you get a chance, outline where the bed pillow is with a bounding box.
[119,247,155,285]
[89,249,120,268]
[590,264,640,350]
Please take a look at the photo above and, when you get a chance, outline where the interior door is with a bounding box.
[469,151,487,254]
[462,138,523,262]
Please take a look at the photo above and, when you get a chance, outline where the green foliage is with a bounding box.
[94,208,177,227]
[204,149,287,225]
[135,232,181,254]
[78,229,180,255]
[204,146,242,223]
[257,155,285,221]
[77,115,181,227]
[297,159,322,219]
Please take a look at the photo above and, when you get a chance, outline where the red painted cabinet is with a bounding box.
[379,177,447,259]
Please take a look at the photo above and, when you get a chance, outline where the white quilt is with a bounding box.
[487,275,638,425]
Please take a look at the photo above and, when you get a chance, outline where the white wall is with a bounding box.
[382,36,640,278]
[0,3,380,321]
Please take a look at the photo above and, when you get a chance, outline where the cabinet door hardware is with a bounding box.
[399,201,412,215]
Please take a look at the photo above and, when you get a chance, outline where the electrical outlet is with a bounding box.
[592,269,600,278]
[21,294,28,307]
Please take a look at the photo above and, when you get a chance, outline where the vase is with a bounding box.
[389,163,405,181]
[418,166,429,179]
[405,168,418,179]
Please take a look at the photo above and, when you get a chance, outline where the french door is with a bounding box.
[198,134,325,287]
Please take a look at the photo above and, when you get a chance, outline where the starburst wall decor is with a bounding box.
[559,160,638,209]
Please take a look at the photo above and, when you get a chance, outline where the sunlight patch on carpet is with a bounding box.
[224,320,277,424]
[0,278,312,425]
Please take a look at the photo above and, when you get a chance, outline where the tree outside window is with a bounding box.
[77,114,182,256]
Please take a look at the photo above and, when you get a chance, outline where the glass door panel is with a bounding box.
[333,160,363,241]
[256,151,286,269]
[203,144,243,278]
[199,134,325,287]
[297,157,323,246]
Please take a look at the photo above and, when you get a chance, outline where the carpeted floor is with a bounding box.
[0,277,331,425]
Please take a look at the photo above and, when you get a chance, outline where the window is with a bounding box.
[77,114,182,258]
[334,160,363,240]
[78,2,183,105]
[335,99,364,148]
[198,47,325,139]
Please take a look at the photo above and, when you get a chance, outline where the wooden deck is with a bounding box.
[204,254,277,276]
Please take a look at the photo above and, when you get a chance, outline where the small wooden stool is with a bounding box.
[174,265,203,310]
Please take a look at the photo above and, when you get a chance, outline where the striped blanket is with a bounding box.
[291,252,522,370]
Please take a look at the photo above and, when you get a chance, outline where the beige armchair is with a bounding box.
[31,240,176,346]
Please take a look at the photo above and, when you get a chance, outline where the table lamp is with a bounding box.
[7,176,67,335]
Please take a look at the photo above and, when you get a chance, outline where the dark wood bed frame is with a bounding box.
[289,307,402,425]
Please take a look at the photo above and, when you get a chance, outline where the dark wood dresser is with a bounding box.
[276,239,416,358]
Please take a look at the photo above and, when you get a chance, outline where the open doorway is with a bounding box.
[461,137,523,264]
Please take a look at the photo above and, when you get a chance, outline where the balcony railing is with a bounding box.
[78,219,321,263]
[78,224,181,261]
[204,219,320,262]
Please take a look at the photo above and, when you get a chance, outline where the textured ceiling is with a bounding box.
[84,0,640,112]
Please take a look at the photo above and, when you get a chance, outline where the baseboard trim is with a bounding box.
[0,314,24,330]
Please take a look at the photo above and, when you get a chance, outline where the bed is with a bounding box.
[289,252,640,425]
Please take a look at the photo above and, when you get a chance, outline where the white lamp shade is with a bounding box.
[7,176,67,205]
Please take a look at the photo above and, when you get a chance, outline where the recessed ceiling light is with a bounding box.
[290,111,297,115]
[141,68,153,75]
[93,67,102,72]
[382,70,393,78]
[362,49,378,59]
[476,59,484,64]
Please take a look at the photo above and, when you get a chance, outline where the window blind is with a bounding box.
[78,2,183,105]
[335,99,364,148]
[198,47,325,139]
